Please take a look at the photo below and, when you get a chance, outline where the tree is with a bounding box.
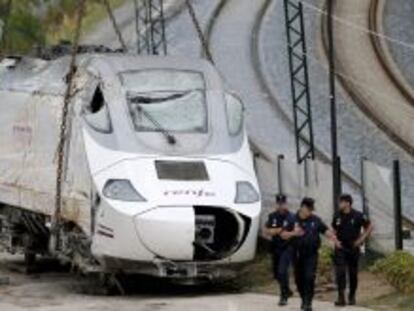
[0,0,48,54]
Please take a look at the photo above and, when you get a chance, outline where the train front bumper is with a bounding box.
[90,156,261,276]
[91,201,260,265]
[95,255,251,281]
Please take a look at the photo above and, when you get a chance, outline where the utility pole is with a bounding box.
[393,160,403,251]
[283,0,315,164]
[327,0,341,211]
[360,157,369,217]
[135,0,167,55]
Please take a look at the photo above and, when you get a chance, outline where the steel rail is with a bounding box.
[320,0,414,157]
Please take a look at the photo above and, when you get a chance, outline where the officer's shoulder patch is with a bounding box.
[357,211,367,221]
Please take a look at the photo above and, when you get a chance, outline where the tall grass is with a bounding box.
[370,251,414,295]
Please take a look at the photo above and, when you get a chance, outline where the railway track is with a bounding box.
[203,0,414,227]
[320,0,414,225]
[369,0,414,108]
[323,0,414,157]
[205,0,297,160]
[204,0,366,192]
[91,0,411,226]
[207,0,369,187]
[204,0,372,188]
[203,0,381,234]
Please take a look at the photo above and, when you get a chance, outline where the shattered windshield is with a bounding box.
[121,70,208,133]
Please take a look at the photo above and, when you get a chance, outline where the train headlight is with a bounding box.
[103,179,146,202]
[235,181,260,204]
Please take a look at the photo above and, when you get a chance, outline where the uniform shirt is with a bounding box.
[266,210,296,250]
[332,209,371,249]
[295,214,328,254]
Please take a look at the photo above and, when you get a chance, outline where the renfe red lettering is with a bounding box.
[163,189,216,197]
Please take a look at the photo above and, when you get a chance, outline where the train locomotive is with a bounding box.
[0,53,261,281]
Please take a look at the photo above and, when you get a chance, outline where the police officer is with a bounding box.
[332,194,373,306]
[265,194,296,306]
[294,197,340,311]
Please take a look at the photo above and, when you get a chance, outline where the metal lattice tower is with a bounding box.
[135,0,167,55]
[283,0,315,163]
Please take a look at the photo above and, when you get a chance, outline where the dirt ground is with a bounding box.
[233,251,396,305]
[0,251,405,311]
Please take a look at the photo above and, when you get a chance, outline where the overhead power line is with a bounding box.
[279,39,413,119]
[102,0,127,51]
[185,0,214,64]
[299,0,414,51]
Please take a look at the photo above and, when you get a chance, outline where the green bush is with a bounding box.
[6,10,45,53]
[370,251,414,295]
[1,0,126,54]
[317,245,334,285]
[0,0,46,54]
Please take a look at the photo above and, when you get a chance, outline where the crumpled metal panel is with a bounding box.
[0,57,93,234]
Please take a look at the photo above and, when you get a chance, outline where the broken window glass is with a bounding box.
[83,87,113,134]
[121,70,207,133]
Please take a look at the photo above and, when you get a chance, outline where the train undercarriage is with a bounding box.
[0,204,97,273]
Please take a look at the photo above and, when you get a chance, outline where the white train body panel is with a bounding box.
[0,55,261,279]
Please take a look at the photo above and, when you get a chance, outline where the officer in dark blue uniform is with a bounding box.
[294,197,340,311]
[265,194,297,306]
[332,194,373,307]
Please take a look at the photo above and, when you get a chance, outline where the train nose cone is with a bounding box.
[134,207,195,260]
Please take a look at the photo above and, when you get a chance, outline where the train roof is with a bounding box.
[0,54,223,95]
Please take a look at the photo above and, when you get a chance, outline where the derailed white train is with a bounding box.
[0,53,261,280]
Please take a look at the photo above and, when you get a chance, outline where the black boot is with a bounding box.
[303,297,312,311]
[300,297,305,310]
[287,288,294,298]
[335,291,346,307]
[278,288,288,306]
[348,293,356,306]
[303,304,313,311]
[278,296,288,306]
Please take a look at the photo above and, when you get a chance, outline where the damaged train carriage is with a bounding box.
[0,54,262,280]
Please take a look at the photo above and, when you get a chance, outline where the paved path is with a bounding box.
[0,293,372,311]
[0,253,374,311]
